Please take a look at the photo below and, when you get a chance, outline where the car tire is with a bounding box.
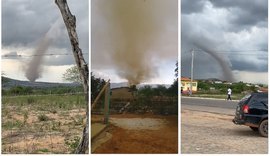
[259,120,268,137]
[249,126,258,131]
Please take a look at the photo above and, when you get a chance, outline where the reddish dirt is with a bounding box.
[93,114,178,154]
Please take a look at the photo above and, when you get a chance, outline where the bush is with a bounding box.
[38,114,49,121]
[27,97,35,104]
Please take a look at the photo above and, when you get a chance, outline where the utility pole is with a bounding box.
[190,49,194,95]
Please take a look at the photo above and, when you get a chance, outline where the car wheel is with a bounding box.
[249,126,258,131]
[259,120,268,137]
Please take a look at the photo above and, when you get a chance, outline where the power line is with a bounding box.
[182,49,268,56]
[194,49,268,52]
[2,52,89,58]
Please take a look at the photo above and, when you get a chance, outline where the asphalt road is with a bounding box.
[181,97,239,115]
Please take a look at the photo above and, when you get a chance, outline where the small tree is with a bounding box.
[62,65,82,83]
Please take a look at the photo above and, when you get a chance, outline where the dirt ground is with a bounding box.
[92,114,178,154]
[2,95,86,154]
[181,109,268,154]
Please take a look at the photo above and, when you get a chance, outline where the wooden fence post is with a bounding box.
[103,83,111,124]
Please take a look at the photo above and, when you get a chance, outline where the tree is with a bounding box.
[168,61,178,96]
[91,72,106,102]
[197,81,210,91]
[153,85,168,96]
[174,61,178,78]
[62,65,82,83]
[138,85,154,97]
[56,0,89,153]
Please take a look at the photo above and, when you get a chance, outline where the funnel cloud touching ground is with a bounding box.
[25,20,62,82]
[92,0,178,84]
[2,0,88,82]
[194,41,235,82]
[181,0,268,84]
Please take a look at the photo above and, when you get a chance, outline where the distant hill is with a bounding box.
[2,77,81,89]
[2,77,172,90]
[110,82,171,89]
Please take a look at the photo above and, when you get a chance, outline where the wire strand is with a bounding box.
[2,52,89,58]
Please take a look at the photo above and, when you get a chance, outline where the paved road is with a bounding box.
[181,97,239,115]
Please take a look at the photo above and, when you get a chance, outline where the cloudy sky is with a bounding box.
[181,0,268,84]
[92,0,178,85]
[2,0,88,82]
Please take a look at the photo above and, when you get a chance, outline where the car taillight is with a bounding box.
[242,105,249,114]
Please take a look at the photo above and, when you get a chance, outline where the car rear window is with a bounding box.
[240,94,251,102]
[249,93,268,106]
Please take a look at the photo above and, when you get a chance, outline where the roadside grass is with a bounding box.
[182,93,245,100]
[2,94,86,154]
[37,148,50,153]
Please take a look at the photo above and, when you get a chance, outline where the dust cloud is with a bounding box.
[92,0,178,85]
[25,19,62,82]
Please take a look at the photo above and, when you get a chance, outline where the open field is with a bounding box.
[92,114,178,154]
[2,94,86,154]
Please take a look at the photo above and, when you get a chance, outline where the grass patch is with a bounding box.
[72,115,84,126]
[65,136,81,153]
[2,120,23,129]
[2,95,85,111]
[37,148,50,153]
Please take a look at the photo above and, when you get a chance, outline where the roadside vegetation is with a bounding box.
[184,80,267,100]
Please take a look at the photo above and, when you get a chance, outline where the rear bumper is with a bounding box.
[232,118,245,125]
[233,116,260,128]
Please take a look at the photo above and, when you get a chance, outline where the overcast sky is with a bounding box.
[181,0,268,84]
[2,0,88,82]
[92,0,178,85]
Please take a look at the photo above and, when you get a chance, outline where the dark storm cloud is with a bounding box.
[2,0,89,65]
[231,59,268,72]
[210,0,268,30]
[181,0,268,81]
[181,0,206,14]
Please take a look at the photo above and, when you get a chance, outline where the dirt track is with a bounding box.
[181,109,268,154]
[92,114,178,154]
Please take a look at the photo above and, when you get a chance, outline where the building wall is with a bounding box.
[181,81,198,92]
[111,87,134,99]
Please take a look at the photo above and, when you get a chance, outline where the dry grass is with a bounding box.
[2,94,86,154]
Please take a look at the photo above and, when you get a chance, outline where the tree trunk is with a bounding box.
[55,0,89,153]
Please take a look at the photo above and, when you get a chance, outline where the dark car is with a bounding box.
[233,92,268,137]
